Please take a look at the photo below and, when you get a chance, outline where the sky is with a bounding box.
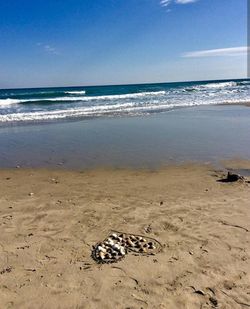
[0,0,247,88]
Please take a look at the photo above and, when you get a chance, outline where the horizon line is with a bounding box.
[0,76,248,91]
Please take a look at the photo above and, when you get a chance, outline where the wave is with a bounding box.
[184,81,238,92]
[0,91,166,107]
[201,81,237,89]
[65,90,86,95]
[0,98,21,106]
[0,90,86,99]
[0,80,249,123]
[1,98,249,123]
[236,80,250,85]
[49,91,166,101]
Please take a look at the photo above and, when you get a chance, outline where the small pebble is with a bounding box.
[209,297,218,307]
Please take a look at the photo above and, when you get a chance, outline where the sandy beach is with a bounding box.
[1,0,248,308]
[0,162,250,308]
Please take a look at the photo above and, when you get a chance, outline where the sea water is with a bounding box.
[0,79,249,124]
[0,79,250,168]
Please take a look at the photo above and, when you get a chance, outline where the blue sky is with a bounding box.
[0,0,247,88]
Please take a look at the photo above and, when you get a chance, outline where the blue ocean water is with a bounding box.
[0,79,249,123]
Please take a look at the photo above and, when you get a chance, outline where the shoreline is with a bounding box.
[0,100,250,128]
[1,104,250,170]
[219,101,250,108]
[1,161,250,308]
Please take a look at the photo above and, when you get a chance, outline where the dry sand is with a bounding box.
[0,163,250,309]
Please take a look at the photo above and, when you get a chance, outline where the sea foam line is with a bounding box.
[185,81,238,92]
[1,98,249,123]
[65,90,86,95]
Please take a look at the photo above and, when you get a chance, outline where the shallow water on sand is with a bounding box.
[0,104,250,169]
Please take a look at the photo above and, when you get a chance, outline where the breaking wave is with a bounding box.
[65,90,86,95]
[0,79,249,123]
[0,91,166,107]
[1,98,249,123]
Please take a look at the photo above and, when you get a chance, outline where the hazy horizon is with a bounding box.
[0,77,248,91]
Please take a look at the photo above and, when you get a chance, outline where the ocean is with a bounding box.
[0,78,250,168]
[0,79,249,124]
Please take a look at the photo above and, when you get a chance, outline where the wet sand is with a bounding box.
[0,163,250,308]
[1,104,250,169]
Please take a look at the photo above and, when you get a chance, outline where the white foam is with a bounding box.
[0,81,249,123]
[2,98,249,123]
[65,90,86,95]
[0,90,166,107]
[204,81,237,88]
[0,102,137,122]
[0,98,21,106]
[185,82,238,93]
[51,91,166,101]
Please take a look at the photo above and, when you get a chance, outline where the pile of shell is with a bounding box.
[92,231,161,264]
